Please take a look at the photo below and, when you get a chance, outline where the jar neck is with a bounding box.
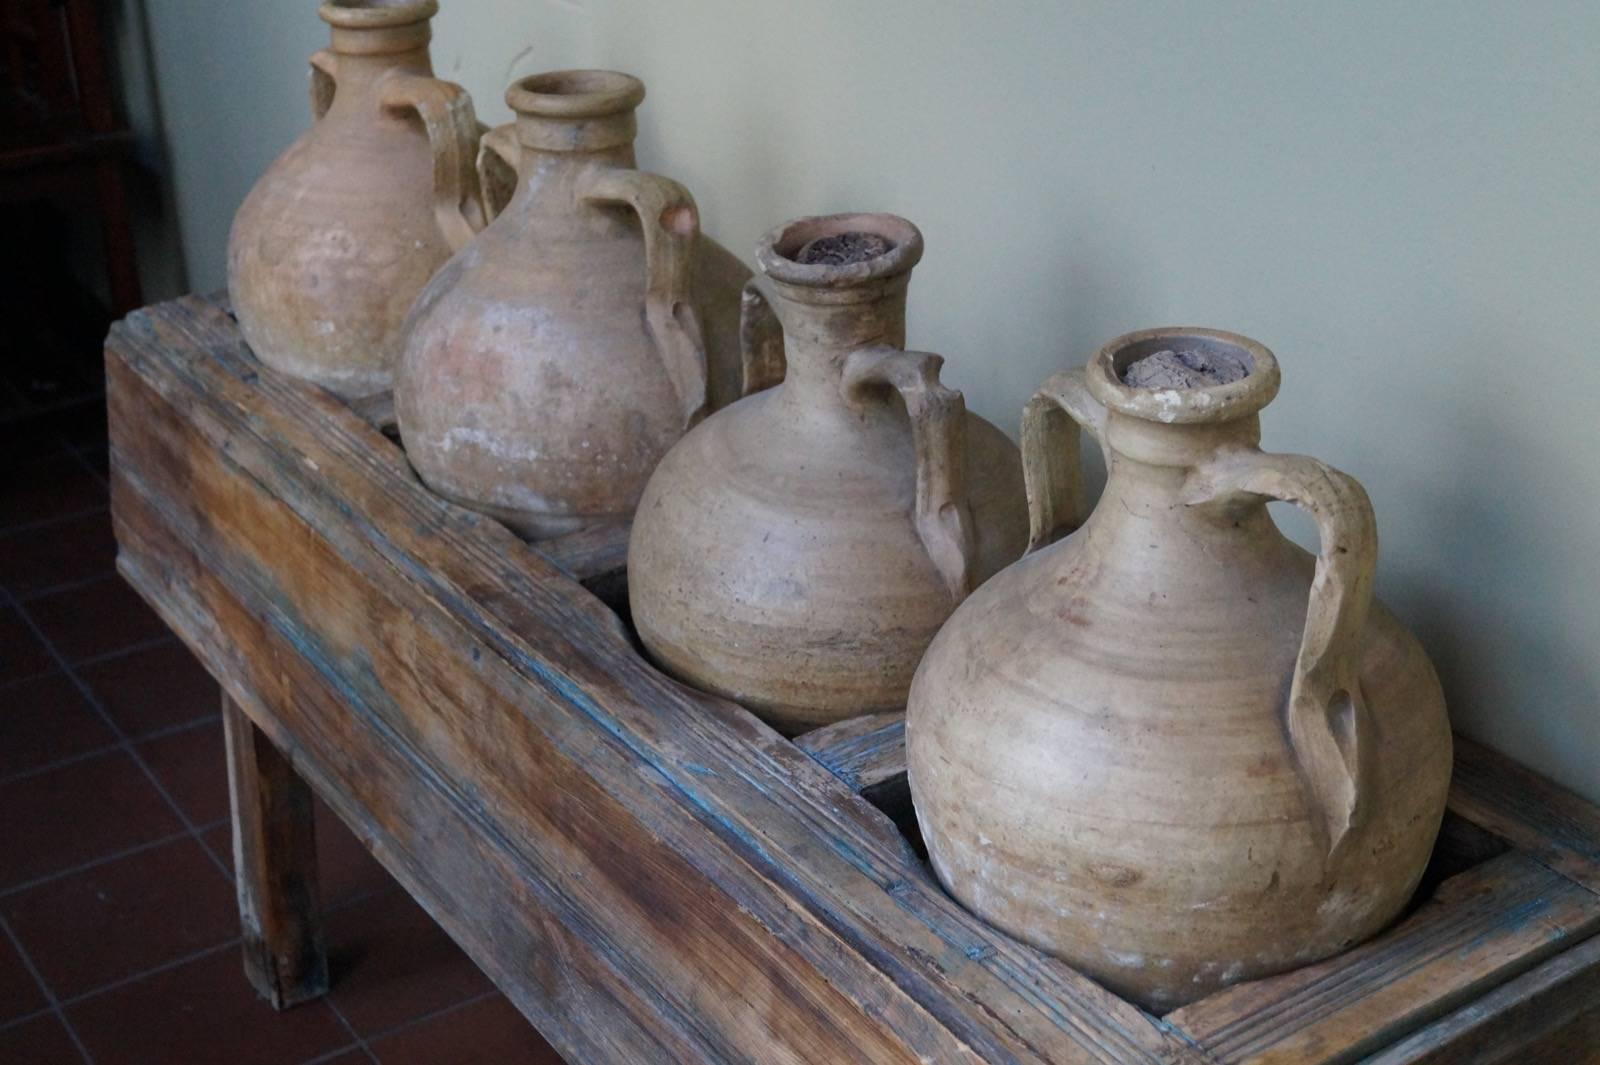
[769,276,910,407]
[324,35,433,102]
[1097,412,1262,506]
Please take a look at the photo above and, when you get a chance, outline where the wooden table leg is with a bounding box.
[222,694,329,1009]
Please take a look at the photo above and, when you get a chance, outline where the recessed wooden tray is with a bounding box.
[107,293,1600,1064]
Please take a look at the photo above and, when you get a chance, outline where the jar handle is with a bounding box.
[1020,369,1107,553]
[309,51,338,120]
[1182,450,1378,860]
[377,73,488,253]
[578,167,709,428]
[842,347,976,602]
[737,279,786,397]
[476,123,521,220]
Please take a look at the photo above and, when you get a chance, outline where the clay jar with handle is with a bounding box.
[227,0,484,398]
[395,70,751,540]
[906,328,1453,1010]
[628,214,1029,734]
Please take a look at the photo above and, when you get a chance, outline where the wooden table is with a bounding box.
[108,294,1600,1064]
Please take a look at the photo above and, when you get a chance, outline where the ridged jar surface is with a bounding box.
[907,487,1452,1010]
[229,101,449,398]
[629,386,1028,732]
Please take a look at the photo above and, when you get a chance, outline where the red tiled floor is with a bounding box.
[0,510,117,599]
[0,437,571,1064]
[0,1013,84,1065]
[0,453,105,528]
[137,720,229,826]
[0,928,46,1022]
[0,673,116,777]
[312,801,398,909]
[0,610,54,683]
[316,1053,370,1065]
[0,750,183,888]
[326,891,491,1038]
[80,640,218,738]
[23,576,168,664]
[3,838,238,1000]
[369,994,562,1065]
[67,948,353,1065]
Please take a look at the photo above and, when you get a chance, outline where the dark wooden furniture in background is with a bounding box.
[108,292,1600,1063]
[1,0,140,314]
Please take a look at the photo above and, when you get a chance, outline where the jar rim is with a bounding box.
[319,1,438,30]
[757,213,924,288]
[1087,327,1282,424]
[506,70,646,120]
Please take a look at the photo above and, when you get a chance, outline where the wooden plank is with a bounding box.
[222,692,329,1009]
[107,294,1202,1065]
[1363,933,1600,1064]
[795,711,908,796]
[536,519,632,584]
[347,390,397,433]
[1449,734,1600,893]
[1165,852,1600,1064]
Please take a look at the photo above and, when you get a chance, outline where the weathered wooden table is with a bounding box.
[108,294,1600,1064]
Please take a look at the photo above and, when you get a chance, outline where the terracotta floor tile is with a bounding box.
[313,1053,370,1065]
[0,1013,86,1065]
[67,948,350,1065]
[0,927,46,1022]
[0,673,116,777]
[24,576,168,664]
[0,750,183,888]
[369,995,563,1065]
[3,838,237,1000]
[0,610,54,683]
[313,802,398,909]
[326,891,490,1037]
[137,720,228,826]
[80,640,217,738]
[0,453,105,529]
[0,511,117,600]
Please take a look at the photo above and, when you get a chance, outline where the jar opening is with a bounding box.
[319,0,437,30]
[759,213,923,288]
[1089,328,1282,424]
[507,70,646,120]
[1117,339,1254,390]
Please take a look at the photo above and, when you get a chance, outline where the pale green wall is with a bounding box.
[140,1,1599,801]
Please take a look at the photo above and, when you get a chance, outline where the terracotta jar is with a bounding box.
[228,1,485,398]
[628,213,1029,733]
[906,328,1453,1010]
[394,71,750,539]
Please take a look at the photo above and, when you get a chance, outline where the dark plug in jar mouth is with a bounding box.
[758,213,924,289]
[1088,327,1282,424]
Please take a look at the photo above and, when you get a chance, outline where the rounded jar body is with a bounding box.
[396,71,748,538]
[629,214,1029,732]
[228,2,479,398]
[907,329,1452,1009]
